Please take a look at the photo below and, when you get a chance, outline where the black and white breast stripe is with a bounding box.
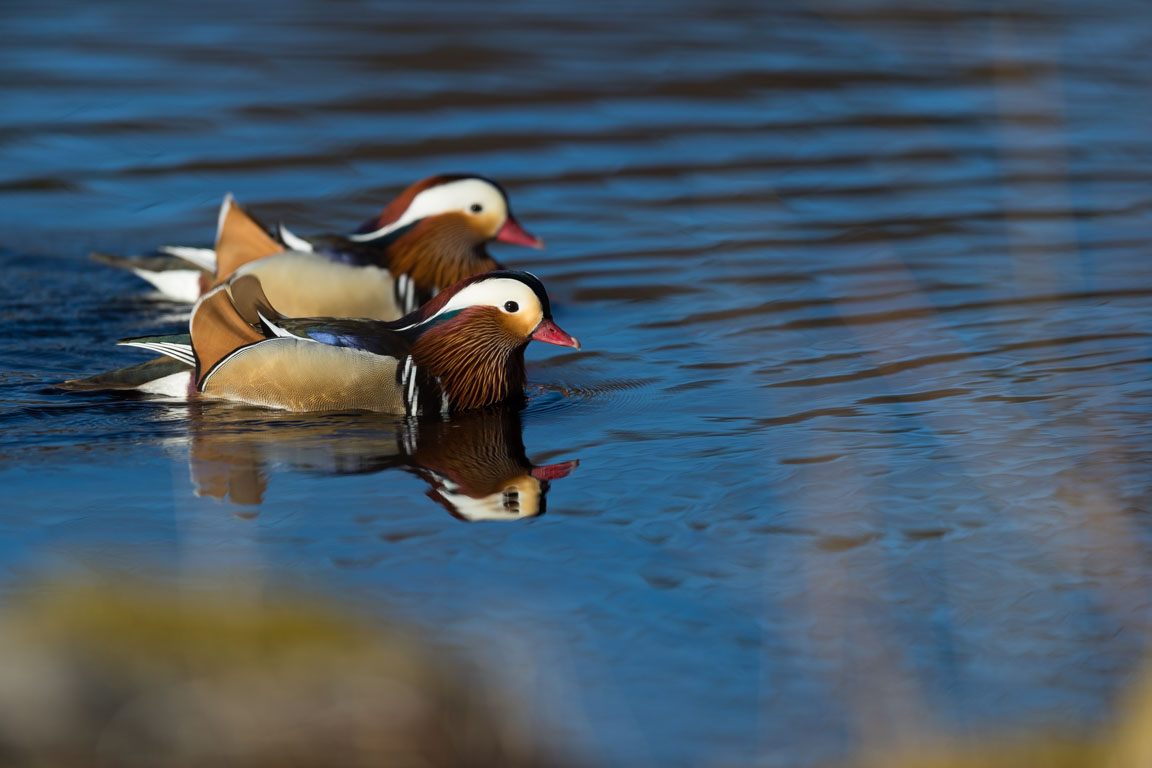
[395,273,419,314]
[397,357,452,417]
[400,355,420,416]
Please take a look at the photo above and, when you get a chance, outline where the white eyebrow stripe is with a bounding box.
[346,178,506,242]
[394,276,542,331]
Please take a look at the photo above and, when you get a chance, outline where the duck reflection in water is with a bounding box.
[185,403,578,521]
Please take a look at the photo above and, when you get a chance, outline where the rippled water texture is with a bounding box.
[3,0,1152,765]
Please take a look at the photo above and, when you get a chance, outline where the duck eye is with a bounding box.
[504,300,519,313]
[470,203,483,213]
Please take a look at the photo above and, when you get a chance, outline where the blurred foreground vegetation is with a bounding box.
[0,581,572,768]
[0,579,1148,768]
[840,678,1152,768]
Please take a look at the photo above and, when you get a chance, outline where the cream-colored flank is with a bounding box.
[201,338,403,413]
[235,252,402,320]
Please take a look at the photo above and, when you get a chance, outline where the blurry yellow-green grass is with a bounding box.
[841,673,1152,768]
[0,582,571,768]
[1,580,1151,768]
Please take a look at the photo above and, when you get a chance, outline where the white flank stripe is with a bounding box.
[257,310,310,341]
[278,224,314,252]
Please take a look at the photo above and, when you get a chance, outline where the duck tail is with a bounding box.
[57,356,192,392]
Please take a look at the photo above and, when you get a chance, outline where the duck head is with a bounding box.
[405,270,579,411]
[353,174,543,248]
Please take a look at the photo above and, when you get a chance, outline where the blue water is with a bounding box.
[3,0,1152,765]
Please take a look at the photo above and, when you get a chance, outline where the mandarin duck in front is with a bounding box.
[93,174,543,313]
[117,270,579,413]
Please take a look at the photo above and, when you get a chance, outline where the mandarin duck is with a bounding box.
[71,270,579,413]
[184,405,577,520]
[92,174,543,311]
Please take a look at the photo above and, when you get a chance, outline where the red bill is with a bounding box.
[496,215,544,249]
[531,319,580,350]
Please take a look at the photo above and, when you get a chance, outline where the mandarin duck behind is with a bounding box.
[92,174,543,309]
